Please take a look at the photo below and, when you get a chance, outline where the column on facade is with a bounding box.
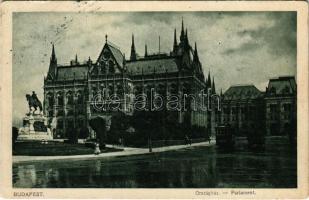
[63,85,67,138]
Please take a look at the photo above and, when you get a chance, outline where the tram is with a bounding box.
[215,124,235,148]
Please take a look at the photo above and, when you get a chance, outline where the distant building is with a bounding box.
[265,76,296,136]
[221,85,265,136]
[221,77,297,137]
[43,20,217,139]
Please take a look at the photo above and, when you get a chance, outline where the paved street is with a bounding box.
[13,138,296,188]
[13,140,214,163]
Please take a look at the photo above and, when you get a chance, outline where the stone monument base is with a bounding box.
[17,113,53,141]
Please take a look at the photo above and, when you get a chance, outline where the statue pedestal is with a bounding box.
[17,113,53,141]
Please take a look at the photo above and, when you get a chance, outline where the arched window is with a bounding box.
[183,83,191,95]
[108,85,114,96]
[57,119,63,129]
[67,92,74,105]
[77,91,83,104]
[100,62,106,74]
[57,92,63,106]
[47,93,54,107]
[109,60,115,73]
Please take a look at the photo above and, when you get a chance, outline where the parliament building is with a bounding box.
[43,20,218,139]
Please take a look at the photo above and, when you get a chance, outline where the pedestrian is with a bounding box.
[185,135,189,145]
[94,142,101,155]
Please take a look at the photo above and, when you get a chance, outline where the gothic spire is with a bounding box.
[212,77,216,94]
[193,42,199,61]
[48,43,57,79]
[130,34,137,61]
[180,17,185,42]
[145,44,148,57]
[50,43,57,63]
[123,53,126,65]
[185,28,189,47]
[75,54,78,63]
[207,71,211,88]
[173,28,177,52]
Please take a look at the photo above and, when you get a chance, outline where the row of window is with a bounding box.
[47,95,84,107]
[48,109,84,117]
[269,103,292,112]
[56,119,85,129]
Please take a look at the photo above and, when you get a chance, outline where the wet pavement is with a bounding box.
[13,140,296,188]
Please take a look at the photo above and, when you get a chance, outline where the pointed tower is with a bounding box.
[207,71,211,88]
[185,29,189,46]
[47,44,57,79]
[193,42,199,62]
[173,28,178,53]
[212,77,216,94]
[144,44,148,57]
[75,54,79,65]
[180,18,185,42]
[51,44,57,64]
[87,56,92,68]
[130,34,137,61]
[122,53,127,73]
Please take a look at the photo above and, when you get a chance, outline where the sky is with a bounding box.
[12,12,296,126]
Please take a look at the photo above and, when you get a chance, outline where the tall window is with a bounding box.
[108,85,114,96]
[231,107,237,121]
[57,120,63,129]
[57,92,63,106]
[67,92,74,105]
[109,60,115,73]
[77,91,83,104]
[283,103,291,120]
[269,104,278,120]
[47,93,54,107]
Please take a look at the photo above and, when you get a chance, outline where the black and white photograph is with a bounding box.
[0,1,308,199]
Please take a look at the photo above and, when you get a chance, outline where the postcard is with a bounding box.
[0,1,308,199]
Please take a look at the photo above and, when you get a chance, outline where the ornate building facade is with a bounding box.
[265,76,296,136]
[43,20,217,138]
[220,76,296,137]
[220,85,265,136]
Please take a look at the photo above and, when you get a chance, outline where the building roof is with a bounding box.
[266,76,296,96]
[126,57,179,75]
[57,65,88,80]
[223,85,263,101]
[107,43,124,68]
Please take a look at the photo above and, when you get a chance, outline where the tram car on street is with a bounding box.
[215,124,235,148]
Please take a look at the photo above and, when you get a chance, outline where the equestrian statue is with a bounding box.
[26,91,43,114]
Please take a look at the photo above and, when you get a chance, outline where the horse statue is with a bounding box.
[26,91,43,114]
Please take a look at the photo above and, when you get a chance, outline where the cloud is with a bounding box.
[223,12,296,58]
[12,12,296,126]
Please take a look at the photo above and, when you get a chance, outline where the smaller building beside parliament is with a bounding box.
[43,20,296,142]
